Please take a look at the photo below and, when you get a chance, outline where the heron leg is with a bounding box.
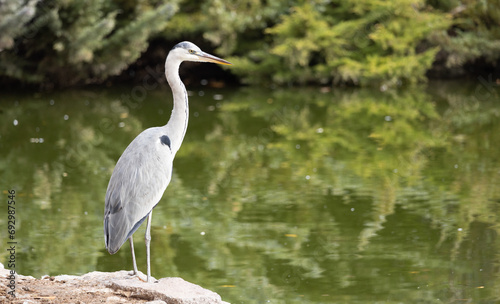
[129,236,138,275]
[145,211,153,283]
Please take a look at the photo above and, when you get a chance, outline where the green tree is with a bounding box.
[228,0,450,87]
[429,0,500,72]
[1,0,499,88]
[0,0,179,87]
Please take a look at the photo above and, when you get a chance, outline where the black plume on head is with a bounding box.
[171,41,194,51]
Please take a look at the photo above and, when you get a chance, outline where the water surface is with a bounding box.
[1,80,499,303]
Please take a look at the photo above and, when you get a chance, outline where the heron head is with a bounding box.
[170,41,231,65]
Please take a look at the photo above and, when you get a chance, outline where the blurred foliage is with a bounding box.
[0,0,499,87]
[228,0,450,87]
[0,0,179,87]
[429,0,500,71]
[167,0,499,86]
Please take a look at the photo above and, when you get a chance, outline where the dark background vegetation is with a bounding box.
[1,0,499,89]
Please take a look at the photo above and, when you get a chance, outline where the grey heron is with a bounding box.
[104,41,231,283]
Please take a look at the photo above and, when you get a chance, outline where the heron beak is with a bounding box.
[197,51,232,65]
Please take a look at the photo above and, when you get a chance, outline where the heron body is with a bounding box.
[104,41,231,282]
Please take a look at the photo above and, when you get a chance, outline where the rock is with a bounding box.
[105,295,126,303]
[0,262,35,281]
[0,262,9,276]
[0,263,230,304]
[110,276,224,304]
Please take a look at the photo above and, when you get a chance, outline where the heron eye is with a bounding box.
[189,49,195,54]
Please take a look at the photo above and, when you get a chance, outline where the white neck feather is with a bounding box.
[164,53,189,154]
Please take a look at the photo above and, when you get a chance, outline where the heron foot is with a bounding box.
[128,270,137,276]
[128,271,148,282]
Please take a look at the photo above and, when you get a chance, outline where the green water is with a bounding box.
[1,80,500,303]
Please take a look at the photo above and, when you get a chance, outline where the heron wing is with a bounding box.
[104,128,173,254]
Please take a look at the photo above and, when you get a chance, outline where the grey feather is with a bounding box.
[103,41,230,282]
[104,127,173,254]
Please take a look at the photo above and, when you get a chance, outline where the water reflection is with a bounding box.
[1,82,499,303]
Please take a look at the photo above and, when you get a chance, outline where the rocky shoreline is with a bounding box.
[0,263,229,304]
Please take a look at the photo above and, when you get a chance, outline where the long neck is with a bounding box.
[164,55,188,154]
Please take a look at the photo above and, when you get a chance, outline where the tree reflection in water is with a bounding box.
[1,81,499,303]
